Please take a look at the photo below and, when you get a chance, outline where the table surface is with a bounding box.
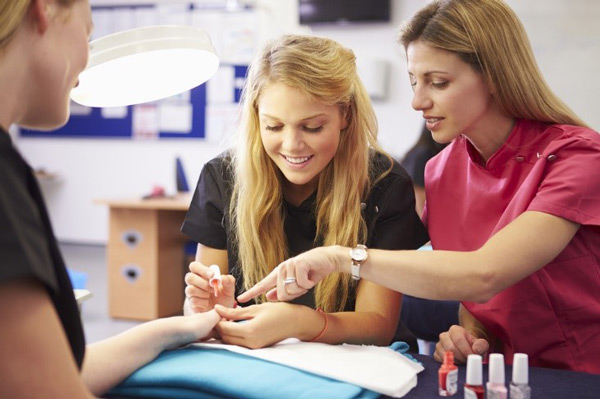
[405,354,600,399]
[95,193,192,211]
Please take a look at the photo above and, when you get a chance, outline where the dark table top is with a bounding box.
[403,354,600,399]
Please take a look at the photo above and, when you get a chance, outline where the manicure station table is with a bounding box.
[106,345,600,399]
[407,354,599,399]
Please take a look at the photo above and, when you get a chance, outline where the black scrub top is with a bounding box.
[182,150,429,311]
[0,129,85,368]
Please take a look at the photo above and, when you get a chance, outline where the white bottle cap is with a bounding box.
[512,353,529,384]
[209,265,221,283]
[488,353,505,384]
[466,354,482,385]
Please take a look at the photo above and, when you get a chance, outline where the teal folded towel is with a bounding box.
[107,342,414,399]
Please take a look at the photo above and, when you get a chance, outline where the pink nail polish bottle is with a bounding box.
[486,354,507,399]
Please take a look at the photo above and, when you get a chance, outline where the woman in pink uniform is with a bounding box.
[239,0,600,374]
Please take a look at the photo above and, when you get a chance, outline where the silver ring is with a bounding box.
[284,277,297,285]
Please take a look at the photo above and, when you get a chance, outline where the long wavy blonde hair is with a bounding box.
[229,35,391,312]
[398,0,587,127]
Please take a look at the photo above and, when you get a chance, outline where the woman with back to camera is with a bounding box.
[0,1,223,398]
[182,34,429,349]
[240,0,600,374]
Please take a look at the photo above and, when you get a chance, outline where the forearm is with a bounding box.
[284,305,395,346]
[321,311,397,346]
[81,316,197,396]
[336,246,494,302]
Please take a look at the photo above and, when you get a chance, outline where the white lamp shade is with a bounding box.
[70,25,219,108]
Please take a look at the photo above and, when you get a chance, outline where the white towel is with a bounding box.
[192,339,423,398]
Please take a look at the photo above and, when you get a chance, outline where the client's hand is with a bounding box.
[434,325,489,364]
[213,302,312,349]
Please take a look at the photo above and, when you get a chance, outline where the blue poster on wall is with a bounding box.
[20,1,251,140]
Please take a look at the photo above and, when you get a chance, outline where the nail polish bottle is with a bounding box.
[486,354,507,399]
[439,351,458,396]
[464,354,484,399]
[510,353,531,399]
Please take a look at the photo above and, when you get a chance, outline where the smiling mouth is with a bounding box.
[283,155,313,164]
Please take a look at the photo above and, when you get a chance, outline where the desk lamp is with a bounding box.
[70,25,219,108]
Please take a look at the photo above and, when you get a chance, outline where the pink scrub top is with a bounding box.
[423,119,600,374]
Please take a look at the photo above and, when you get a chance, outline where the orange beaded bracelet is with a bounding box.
[309,308,328,342]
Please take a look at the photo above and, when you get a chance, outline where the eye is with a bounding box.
[265,125,283,132]
[409,75,417,87]
[432,81,449,89]
[303,126,323,133]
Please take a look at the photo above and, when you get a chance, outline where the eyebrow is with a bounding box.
[408,70,451,76]
[260,113,328,122]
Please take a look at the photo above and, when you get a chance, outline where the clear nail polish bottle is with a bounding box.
[510,353,531,399]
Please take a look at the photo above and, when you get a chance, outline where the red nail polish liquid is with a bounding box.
[439,351,458,396]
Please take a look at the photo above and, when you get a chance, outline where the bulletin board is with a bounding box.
[20,2,254,139]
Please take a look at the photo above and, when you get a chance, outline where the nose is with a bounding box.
[411,85,432,112]
[281,128,305,152]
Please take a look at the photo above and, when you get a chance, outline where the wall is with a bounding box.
[15,0,600,244]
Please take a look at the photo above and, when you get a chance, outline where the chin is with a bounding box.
[21,114,69,131]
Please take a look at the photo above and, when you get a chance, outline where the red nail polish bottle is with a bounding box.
[439,351,458,396]
[464,354,484,399]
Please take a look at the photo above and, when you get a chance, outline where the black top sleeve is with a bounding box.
[0,136,57,291]
[365,155,429,250]
[181,154,232,249]
[0,132,85,368]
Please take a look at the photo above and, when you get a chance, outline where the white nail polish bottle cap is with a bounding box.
[466,354,482,385]
[488,353,505,384]
[209,265,221,282]
[512,353,529,384]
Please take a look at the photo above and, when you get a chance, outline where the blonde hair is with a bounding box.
[398,0,587,127]
[1,0,78,49]
[230,35,391,312]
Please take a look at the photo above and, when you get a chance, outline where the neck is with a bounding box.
[465,114,516,163]
[284,179,318,207]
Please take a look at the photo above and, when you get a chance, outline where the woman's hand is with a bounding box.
[185,262,236,313]
[167,309,222,349]
[213,302,319,349]
[237,246,343,303]
[433,325,489,364]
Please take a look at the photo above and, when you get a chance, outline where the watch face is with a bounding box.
[350,246,367,262]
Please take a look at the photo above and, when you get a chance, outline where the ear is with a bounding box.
[30,0,51,34]
[340,104,350,130]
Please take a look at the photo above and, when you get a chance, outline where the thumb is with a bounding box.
[472,338,489,356]
[265,287,278,301]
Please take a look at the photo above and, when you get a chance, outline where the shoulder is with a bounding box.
[203,151,234,179]
[367,151,414,205]
[370,151,412,185]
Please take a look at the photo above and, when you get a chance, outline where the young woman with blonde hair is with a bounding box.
[182,34,428,348]
[240,0,600,374]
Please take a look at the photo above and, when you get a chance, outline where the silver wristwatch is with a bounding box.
[349,244,368,281]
